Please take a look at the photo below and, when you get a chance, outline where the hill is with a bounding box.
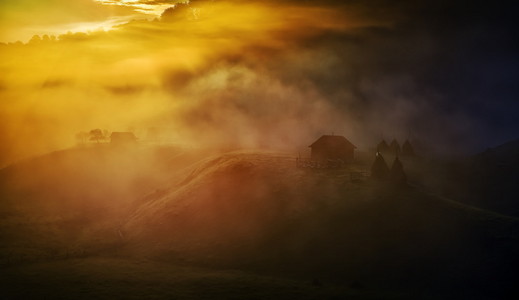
[121,151,519,298]
[0,144,210,265]
[1,148,519,298]
[405,138,519,217]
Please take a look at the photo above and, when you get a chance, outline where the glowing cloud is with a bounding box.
[0,0,141,43]
[2,0,515,166]
[95,0,189,15]
[0,0,366,166]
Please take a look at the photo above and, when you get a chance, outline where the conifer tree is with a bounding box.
[371,152,389,180]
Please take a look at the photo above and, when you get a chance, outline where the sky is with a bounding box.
[0,0,518,166]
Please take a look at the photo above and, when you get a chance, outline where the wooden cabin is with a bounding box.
[110,132,137,145]
[309,135,356,162]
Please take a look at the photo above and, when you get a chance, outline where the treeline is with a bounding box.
[75,129,110,145]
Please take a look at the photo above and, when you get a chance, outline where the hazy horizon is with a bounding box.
[1,0,518,166]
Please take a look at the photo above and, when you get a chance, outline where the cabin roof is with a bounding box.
[110,132,136,139]
[309,135,356,149]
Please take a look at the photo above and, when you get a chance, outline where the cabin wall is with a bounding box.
[310,146,354,162]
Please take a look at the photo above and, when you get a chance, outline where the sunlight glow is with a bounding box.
[94,0,189,16]
[0,0,360,165]
[44,16,133,37]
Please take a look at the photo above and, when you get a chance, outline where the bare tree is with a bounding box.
[89,129,106,143]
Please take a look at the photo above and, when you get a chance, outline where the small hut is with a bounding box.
[371,152,389,180]
[110,132,137,145]
[309,135,356,162]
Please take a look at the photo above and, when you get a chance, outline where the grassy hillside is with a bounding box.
[1,147,518,299]
[0,144,210,265]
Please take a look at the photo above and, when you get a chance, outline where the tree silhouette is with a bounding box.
[29,35,41,44]
[390,156,407,186]
[89,129,106,143]
[371,152,389,180]
[377,140,389,152]
[402,140,415,156]
[389,139,401,155]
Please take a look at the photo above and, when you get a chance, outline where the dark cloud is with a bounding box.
[268,0,519,150]
[159,7,518,153]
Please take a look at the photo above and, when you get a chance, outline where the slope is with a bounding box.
[121,151,519,298]
[0,144,209,265]
[1,148,518,298]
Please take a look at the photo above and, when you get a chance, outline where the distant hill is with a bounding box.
[469,139,519,215]
[477,138,519,164]
[421,138,519,217]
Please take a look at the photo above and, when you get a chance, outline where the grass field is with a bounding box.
[1,146,518,299]
[2,256,411,300]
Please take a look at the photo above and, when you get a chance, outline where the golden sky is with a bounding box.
[93,0,187,15]
[3,0,513,166]
[0,0,368,166]
[0,0,135,43]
